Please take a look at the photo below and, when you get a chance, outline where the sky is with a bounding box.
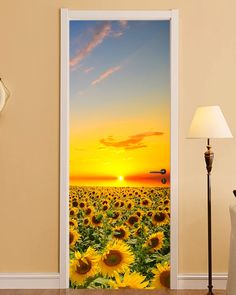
[69,20,170,187]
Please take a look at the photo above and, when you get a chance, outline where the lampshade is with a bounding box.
[188,105,233,138]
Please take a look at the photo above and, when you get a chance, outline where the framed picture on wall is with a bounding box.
[60,9,178,289]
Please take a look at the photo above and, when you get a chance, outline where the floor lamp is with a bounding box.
[188,105,233,295]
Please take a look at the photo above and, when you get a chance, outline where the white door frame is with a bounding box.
[60,9,179,289]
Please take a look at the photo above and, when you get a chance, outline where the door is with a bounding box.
[63,11,178,290]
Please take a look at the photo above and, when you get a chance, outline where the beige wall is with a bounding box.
[0,0,235,274]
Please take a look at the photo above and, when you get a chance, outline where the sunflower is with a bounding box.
[141,198,152,207]
[119,201,125,208]
[109,211,120,220]
[126,200,134,210]
[151,261,170,289]
[158,199,164,206]
[114,201,120,208]
[84,206,93,216]
[72,199,79,208]
[70,207,79,217]
[164,207,170,218]
[107,195,113,201]
[102,204,110,211]
[90,213,103,227]
[126,215,139,227]
[69,218,78,229]
[136,209,144,218]
[83,217,90,226]
[152,211,169,226]
[134,225,148,237]
[157,205,164,211]
[78,201,86,209]
[70,192,76,198]
[144,232,164,252]
[70,247,100,285]
[99,240,134,277]
[111,270,149,289]
[69,191,75,198]
[147,210,154,217]
[113,225,130,240]
[163,198,170,206]
[70,227,80,248]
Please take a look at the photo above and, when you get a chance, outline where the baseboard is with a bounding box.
[0,272,227,289]
[178,273,228,289]
[0,273,60,289]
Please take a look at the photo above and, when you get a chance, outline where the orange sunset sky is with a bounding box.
[69,20,170,187]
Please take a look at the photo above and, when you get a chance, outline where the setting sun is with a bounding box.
[118,176,124,181]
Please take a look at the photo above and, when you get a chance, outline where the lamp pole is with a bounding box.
[204,138,214,295]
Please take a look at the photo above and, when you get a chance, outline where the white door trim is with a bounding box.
[60,9,179,289]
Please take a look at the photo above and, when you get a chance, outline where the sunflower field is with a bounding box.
[69,186,170,289]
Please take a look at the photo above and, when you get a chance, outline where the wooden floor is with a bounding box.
[0,290,226,295]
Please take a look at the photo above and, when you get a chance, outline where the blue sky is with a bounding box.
[70,20,170,115]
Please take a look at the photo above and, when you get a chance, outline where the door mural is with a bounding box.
[69,20,171,289]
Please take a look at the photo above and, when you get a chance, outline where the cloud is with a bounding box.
[91,65,122,86]
[125,144,147,150]
[70,22,112,67]
[112,20,128,38]
[70,21,129,68]
[119,20,128,29]
[84,67,94,73]
[112,31,123,38]
[100,131,163,150]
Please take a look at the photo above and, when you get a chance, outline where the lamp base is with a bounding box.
[207,284,214,294]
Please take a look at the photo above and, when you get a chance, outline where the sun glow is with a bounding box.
[118,176,124,181]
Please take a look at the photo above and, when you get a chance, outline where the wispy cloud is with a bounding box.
[119,20,128,29]
[100,131,163,150]
[70,22,112,68]
[91,65,122,86]
[84,67,94,73]
[112,20,129,38]
[70,21,129,68]
[112,31,124,38]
